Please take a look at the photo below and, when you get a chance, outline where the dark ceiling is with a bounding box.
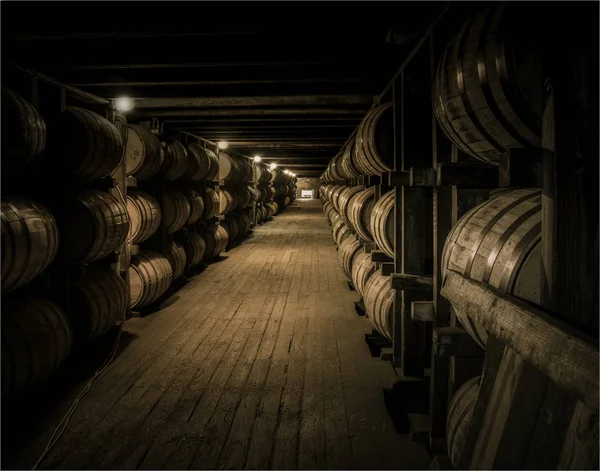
[2,1,447,177]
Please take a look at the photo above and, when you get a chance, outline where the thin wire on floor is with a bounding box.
[32,184,131,471]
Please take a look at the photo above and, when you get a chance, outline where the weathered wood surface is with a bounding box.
[442,270,599,412]
[3,199,430,470]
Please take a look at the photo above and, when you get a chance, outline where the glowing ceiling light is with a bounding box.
[114,96,134,112]
[253,155,262,162]
[269,163,277,170]
[217,141,229,150]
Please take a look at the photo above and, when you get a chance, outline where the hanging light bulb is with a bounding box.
[217,141,229,150]
[115,96,135,112]
[253,155,262,162]
[269,163,277,170]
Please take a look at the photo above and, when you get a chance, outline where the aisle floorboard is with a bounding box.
[5,199,430,470]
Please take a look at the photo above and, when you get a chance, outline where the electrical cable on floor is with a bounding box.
[33,183,131,470]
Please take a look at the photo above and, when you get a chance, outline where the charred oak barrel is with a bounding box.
[186,143,219,181]
[166,241,187,280]
[125,124,163,181]
[338,236,362,280]
[186,190,205,225]
[354,103,394,175]
[441,188,542,348]
[219,153,250,183]
[340,139,361,178]
[338,185,364,229]
[163,188,191,234]
[370,190,394,259]
[348,187,375,242]
[265,203,274,220]
[53,107,123,182]
[330,185,348,213]
[363,269,394,342]
[219,189,236,215]
[1,87,47,179]
[129,251,173,309]
[203,224,228,261]
[184,232,206,267]
[237,213,252,237]
[332,218,350,246]
[161,137,188,181]
[447,376,480,469]
[433,4,543,164]
[61,190,129,264]
[2,296,73,399]
[126,188,162,244]
[203,188,220,219]
[351,251,376,299]
[70,267,127,341]
[223,217,240,244]
[1,197,59,294]
[254,164,270,184]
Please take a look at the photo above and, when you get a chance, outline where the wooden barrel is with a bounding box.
[219,189,236,215]
[433,4,542,165]
[354,103,394,175]
[338,235,362,280]
[348,187,375,242]
[363,269,394,342]
[1,197,60,294]
[328,152,348,181]
[203,187,220,219]
[223,217,240,243]
[370,190,395,259]
[325,205,338,225]
[237,213,252,236]
[284,196,291,206]
[203,224,228,261]
[186,142,219,181]
[126,188,162,244]
[447,376,481,468]
[351,251,376,298]
[166,241,187,280]
[338,185,365,228]
[331,185,347,212]
[2,296,73,399]
[186,190,205,225]
[254,164,270,184]
[70,267,127,341]
[124,124,163,181]
[441,188,542,348]
[61,190,129,264]
[219,153,251,183]
[1,87,47,179]
[163,189,191,234]
[332,218,350,246]
[51,106,123,183]
[129,251,173,309]
[323,201,332,215]
[340,139,361,178]
[268,185,276,200]
[184,232,206,267]
[264,203,274,220]
[271,201,280,215]
[161,137,188,181]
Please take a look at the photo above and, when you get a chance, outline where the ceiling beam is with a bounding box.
[72,78,365,87]
[132,95,373,109]
[44,60,335,71]
[132,107,367,118]
[274,163,327,167]
[229,142,340,148]
[164,117,362,124]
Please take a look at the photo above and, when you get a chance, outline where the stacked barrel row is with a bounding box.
[254,163,297,225]
[124,129,228,311]
[320,4,549,468]
[218,153,255,247]
[1,86,130,400]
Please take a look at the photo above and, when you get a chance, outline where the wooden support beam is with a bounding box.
[436,162,498,188]
[132,107,367,118]
[411,301,435,322]
[441,270,599,412]
[372,250,394,263]
[433,327,484,357]
[132,94,373,109]
[390,273,434,292]
[229,142,341,148]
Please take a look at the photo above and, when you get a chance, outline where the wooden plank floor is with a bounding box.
[4,198,430,470]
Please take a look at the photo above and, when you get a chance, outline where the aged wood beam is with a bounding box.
[441,270,599,412]
[132,95,373,108]
[72,78,365,87]
[228,142,341,148]
[44,60,333,71]
[133,107,366,118]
